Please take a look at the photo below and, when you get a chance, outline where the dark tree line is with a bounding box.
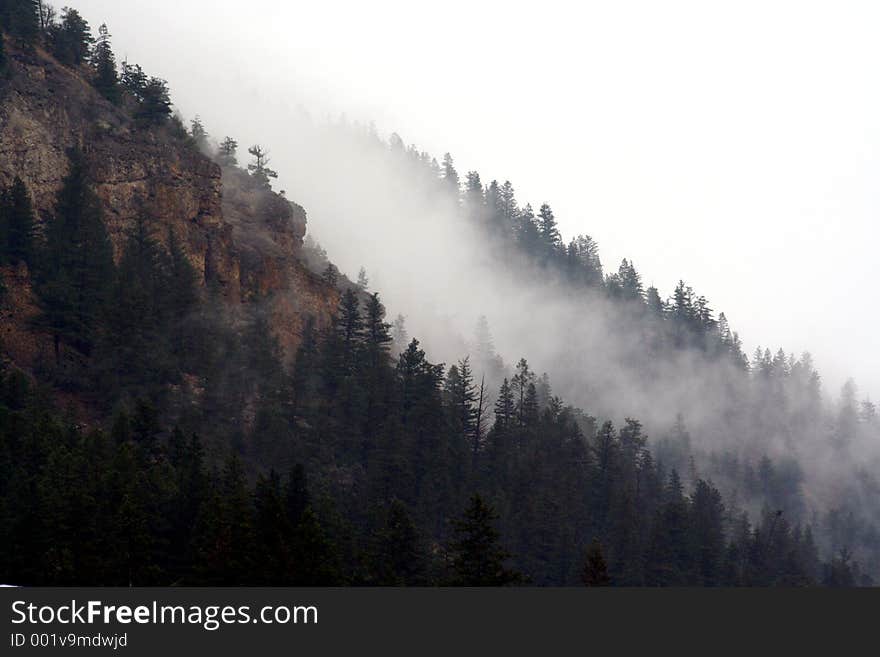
[1,150,859,584]
[2,271,856,585]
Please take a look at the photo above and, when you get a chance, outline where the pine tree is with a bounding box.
[360,292,393,449]
[3,177,36,266]
[472,314,502,380]
[217,137,238,166]
[390,313,408,355]
[441,152,459,198]
[247,145,278,189]
[593,420,619,534]
[494,378,515,431]
[196,454,255,584]
[363,292,392,367]
[646,286,665,315]
[498,180,518,229]
[120,60,148,100]
[137,77,172,125]
[568,235,603,287]
[37,149,115,362]
[321,263,339,287]
[511,358,535,427]
[338,287,364,374]
[448,494,522,585]
[373,499,426,585]
[91,24,119,104]
[290,507,342,585]
[97,215,172,395]
[1,0,39,47]
[690,479,725,585]
[190,116,209,152]
[456,356,478,439]
[356,266,369,290]
[618,259,644,302]
[645,470,693,586]
[538,203,561,256]
[463,171,484,223]
[50,7,92,66]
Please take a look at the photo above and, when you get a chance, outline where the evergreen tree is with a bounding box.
[494,378,515,431]
[568,235,603,287]
[646,286,665,315]
[49,7,92,66]
[247,145,278,189]
[290,507,342,585]
[196,454,255,584]
[390,313,408,355]
[338,288,364,373]
[463,171,484,223]
[2,177,36,266]
[356,266,369,291]
[373,499,426,585]
[97,214,173,395]
[448,494,522,585]
[447,356,477,440]
[137,77,172,125]
[441,152,459,198]
[690,480,725,586]
[1,0,39,46]
[217,137,238,166]
[120,60,148,100]
[37,149,115,362]
[511,358,535,427]
[645,470,693,586]
[322,263,339,287]
[91,24,119,104]
[618,259,644,302]
[537,203,561,257]
[190,116,209,152]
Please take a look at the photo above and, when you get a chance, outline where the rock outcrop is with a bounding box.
[0,39,337,373]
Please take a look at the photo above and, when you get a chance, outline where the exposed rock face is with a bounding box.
[0,41,337,371]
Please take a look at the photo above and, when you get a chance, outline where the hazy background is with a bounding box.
[73,0,880,400]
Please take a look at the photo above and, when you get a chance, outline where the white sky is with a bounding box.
[73,0,880,400]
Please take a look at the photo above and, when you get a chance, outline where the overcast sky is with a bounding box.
[73,0,880,401]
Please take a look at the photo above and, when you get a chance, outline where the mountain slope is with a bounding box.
[0,36,336,378]
[0,7,878,587]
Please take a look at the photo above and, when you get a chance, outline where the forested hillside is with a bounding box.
[0,1,877,586]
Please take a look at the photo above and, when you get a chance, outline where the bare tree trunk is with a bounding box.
[473,375,486,465]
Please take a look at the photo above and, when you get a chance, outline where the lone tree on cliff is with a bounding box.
[247,145,278,189]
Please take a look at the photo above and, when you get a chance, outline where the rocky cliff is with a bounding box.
[0,39,338,375]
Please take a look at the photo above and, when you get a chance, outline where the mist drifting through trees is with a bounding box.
[1,1,879,587]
